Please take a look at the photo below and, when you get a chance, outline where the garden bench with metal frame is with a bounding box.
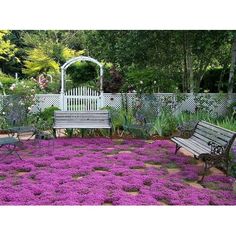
[8,126,37,142]
[171,120,236,182]
[0,137,22,160]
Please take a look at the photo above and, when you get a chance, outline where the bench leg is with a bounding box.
[109,128,112,138]
[1,144,22,160]
[53,128,57,138]
[175,144,181,154]
[13,144,22,160]
[225,159,229,176]
[198,162,208,183]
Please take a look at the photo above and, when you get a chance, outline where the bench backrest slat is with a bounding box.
[194,128,230,146]
[54,111,111,128]
[200,121,235,135]
[192,121,236,152]
[192,132,228,147]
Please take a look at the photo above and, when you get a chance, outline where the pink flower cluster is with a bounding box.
[0,138,235,205]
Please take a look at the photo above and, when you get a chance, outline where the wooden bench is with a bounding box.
[53,110,112,137]
[171,121,236,182]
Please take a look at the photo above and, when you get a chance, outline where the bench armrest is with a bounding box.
[176,121,198,138]
[208,141,226,155]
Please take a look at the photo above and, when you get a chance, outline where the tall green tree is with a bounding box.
[228,33,236,93]
[22,31,84,77]
[0,30,18,74]
[181,31,233,92]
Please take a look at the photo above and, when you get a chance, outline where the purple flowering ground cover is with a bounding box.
[0,137,235,205]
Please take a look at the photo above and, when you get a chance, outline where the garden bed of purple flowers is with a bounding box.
[0,138,235,205]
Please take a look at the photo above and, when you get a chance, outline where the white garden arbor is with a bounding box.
[60,56,104,111]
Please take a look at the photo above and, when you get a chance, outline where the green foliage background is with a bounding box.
[0,30,236,94]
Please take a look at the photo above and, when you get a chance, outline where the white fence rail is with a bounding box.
[1,93,236,116]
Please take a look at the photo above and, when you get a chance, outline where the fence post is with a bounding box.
[60,92,65,111]
[100,91,104,109]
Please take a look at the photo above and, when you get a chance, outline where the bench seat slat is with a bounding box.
[171,138,202,156]
[190,136,215,148]
[55,120,110,122]
[55,111,109,115]
[55,114,109,117]
[0,137,18,145]
[54,117,109,122]
[171,137,210,156]
[187,138,211,152]
[54,125,111,128]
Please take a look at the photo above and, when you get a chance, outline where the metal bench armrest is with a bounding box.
[176,121,198,138]
[208,141,226,155]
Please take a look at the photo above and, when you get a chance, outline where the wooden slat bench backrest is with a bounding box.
[54,110,111,128]
[191,121,236,153]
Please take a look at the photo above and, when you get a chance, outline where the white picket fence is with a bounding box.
[63,87,103,111]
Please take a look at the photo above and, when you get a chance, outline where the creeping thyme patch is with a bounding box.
[0,137,235,205]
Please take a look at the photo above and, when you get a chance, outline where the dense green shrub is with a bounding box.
[103,64,124,93]
[64,128,74,138]
[0,72,16,95]
[200,68,229,92]
[0,114,9,129]
[67,61,124,93]
[7,80,38,96]
[1,85,37,126]
[104,106,135,134]
[27,106,60,132]
[39,106,60,122]
[44,80,60,93]
[176,110,215,125]
[123,67,179,93]
[67,62,98,87]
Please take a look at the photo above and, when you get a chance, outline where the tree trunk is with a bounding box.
[228,34,236,94]
[218,66,227,92]
[183,32,188,92]
[188,48,194,92]
[183,31,194,92]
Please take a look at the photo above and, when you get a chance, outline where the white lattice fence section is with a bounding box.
[1,93,236,116]
[177,93,234,116]
[104,93,137,109]
[104,93,236,116]
[31,94,60,112]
